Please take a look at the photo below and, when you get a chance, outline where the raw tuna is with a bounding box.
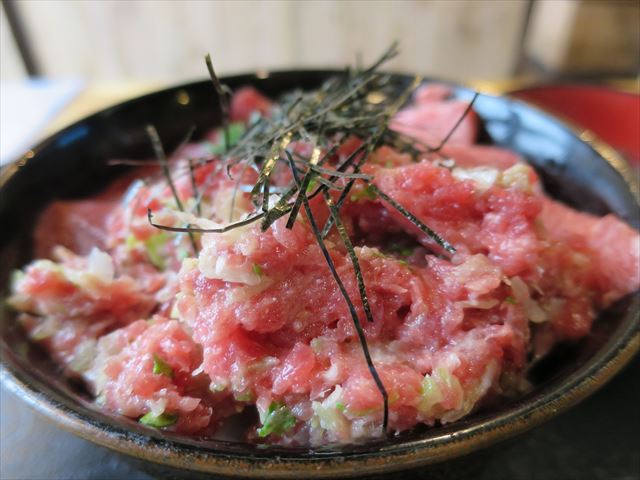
[8,83,639,444]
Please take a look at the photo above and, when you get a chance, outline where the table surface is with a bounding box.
[1,82,639,480]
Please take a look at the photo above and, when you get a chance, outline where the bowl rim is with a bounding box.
[1,70,639,478]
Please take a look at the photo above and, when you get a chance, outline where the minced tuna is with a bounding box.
[8,81,639,445]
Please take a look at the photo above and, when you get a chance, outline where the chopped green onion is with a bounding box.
[208,122,246,154]
[9,270,24,289]
[310,337,325,353]
[125,234,140,249]
[252,263,264,277]
[349,184,378,202]
[210,382,227,392]
[139,411,178,428]
[144,233,169,270]
[152,354,174,378]
[418,373,443,414]
[335,402,346,412]
[349,407,379,417]
[387,244,415,257]
[505,296,518,305]
[257,402,296,437]
[364,248,386,259]
[176,247,190,261]
[305,178,318,194]
[234,391,254,402]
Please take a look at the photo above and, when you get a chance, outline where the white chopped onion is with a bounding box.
[199,254,261,286]
[211,187,252,223]
[322,362,340,383]
[148,398,168,417]
[87,248,115,283]
[501,164,532,191]
[510,276,529,302]
[69,339,97,373]
[526,300,548,323]
[452,166,500,192]
[459,298,499,310]
[311,386,349,439]
[31,317,60,341]
[510,276,548,323]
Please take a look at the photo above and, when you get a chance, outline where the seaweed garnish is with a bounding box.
[147,208,264,234]
[145,125,198,255]
[288,155,390,432]
[205,53,233,154]
[323,189,374,324]
[187,157,202,216]
[146,43,481,435]
[107,125,197,167]
[368,184,456,255]
[428,91,479,153]
[318,75,421,239]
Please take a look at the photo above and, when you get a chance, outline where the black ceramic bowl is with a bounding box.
[1,72,638,479]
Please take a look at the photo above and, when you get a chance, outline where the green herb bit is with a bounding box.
[210,382,227,393]
[335,402,346,412]
[152,354,174,378]
[257,402,296,437]
[387,244,414,258]
[234,391,254,402]
[208,122,246,154]
[125,234,140,250]
[349,184,378,202]
[252,263,264,277]
[306,178,318,194]
[505,296,518,305]
[144,233,169,270]
[146,125,197,255]
[139,411,178,428]
[176,247,190,261]
[10,269,25,289]
[387,243,415,258]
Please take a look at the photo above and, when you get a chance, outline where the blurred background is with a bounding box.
[2,0,639,83]
[0,0,638,163]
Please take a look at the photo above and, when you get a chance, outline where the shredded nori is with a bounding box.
[148,208,264,234]
[146,43,480,436]
[368,184,456,255]
[146,125,198,255]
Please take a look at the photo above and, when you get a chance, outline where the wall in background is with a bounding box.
[6,0,529,82]
[524,0,639,76]
[1,5,26,80]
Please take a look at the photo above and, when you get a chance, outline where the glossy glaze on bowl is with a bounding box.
[1,72,638,478]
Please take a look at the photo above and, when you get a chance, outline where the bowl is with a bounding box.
[1,71,638,478]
